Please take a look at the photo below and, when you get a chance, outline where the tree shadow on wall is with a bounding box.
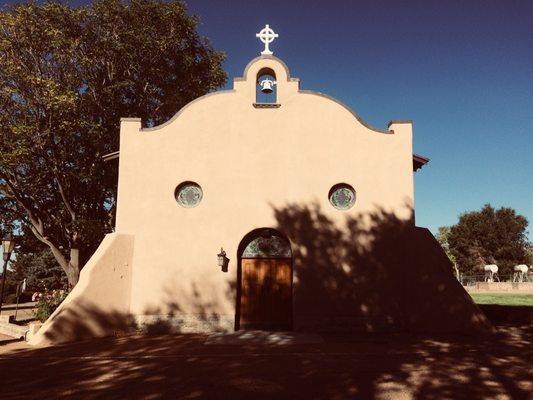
[273,202,492,334]
[39,281,228,343]
[137,282,230,335]
[36,303,137,344]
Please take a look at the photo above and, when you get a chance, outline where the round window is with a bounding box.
[175,182,203,208]
[329,184,356,210]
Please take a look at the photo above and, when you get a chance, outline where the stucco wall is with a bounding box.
[115,56,415,327]
[30,233,134,345]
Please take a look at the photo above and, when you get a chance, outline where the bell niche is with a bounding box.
[256,67,277,104]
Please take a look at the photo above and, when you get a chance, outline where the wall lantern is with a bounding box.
[2,235,15,262]
[217,248,229,273]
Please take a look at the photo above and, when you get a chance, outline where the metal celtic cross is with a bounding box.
[256,24,278,55]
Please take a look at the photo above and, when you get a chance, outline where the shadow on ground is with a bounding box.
[8,203,529,398]
[0,325,531,399]
[478,304,533,326]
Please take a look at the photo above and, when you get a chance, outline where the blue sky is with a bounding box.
[185,0,532,238]
[3,0,532,238]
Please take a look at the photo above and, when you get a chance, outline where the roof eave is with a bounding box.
[103,151,430,171]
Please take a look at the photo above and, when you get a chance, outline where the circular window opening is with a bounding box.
[329,184,356,210]
[175,181,203,208]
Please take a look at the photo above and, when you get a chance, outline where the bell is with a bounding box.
[259,79,275,93]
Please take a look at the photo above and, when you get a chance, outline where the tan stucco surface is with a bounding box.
[30,233,134,345]
[116,56,414,321]
[33,56,492,343]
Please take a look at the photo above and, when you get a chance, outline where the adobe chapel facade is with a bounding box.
[31,26,491,344]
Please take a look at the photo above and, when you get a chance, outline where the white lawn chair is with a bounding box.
[484,264,499,282]
[512,264,529,282]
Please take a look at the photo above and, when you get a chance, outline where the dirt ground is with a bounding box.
[0,326,531,400]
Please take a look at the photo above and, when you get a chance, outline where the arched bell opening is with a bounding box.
[235,228,293,331]
[256,67,277,104]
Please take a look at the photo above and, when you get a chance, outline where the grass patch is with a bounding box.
[470,293,533,306]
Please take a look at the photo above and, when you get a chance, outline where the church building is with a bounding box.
[31,26,491,344]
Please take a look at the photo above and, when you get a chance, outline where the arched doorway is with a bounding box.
[236,228,293,331]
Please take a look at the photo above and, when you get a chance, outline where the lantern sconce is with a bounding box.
[2,235,16,262]
[217,248,229,273]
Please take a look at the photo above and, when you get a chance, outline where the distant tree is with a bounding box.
[0,0,226,286]
[447,204,530,276]
[0,226,67,303]
[10,250,66,292]
[526,243,533,265]
[436,226,459,278]
[7,227,67,293]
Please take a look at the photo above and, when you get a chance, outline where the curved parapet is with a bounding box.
[29,233,135,346]
[141,90,235,133]
[136,55,396,135]
[298,90,392,134]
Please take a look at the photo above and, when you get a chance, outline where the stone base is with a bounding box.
[134,313,234,334]
[134,314,400,335]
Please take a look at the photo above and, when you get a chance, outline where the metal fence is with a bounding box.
[458,273,533,286]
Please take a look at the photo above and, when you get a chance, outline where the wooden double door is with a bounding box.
[239,258,293,330]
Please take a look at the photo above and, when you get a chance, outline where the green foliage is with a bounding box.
[11,249,67,292]
[436,226,459,277]
[526,243,533,265]
[1,225,66,302]
[2,268,21,303]
[33,289,69,322]
[436,226,456,263]
[447,204,530,276]
[3,293,18,304]
[0,0,226,285]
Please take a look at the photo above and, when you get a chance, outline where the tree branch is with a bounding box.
[1,171,72,276]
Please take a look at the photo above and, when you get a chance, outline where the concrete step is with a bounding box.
[0,302,37,310]
[0,321,28,340]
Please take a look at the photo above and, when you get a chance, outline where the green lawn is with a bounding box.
[470,293,533,306]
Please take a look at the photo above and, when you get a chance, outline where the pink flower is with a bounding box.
[32,292,40,302]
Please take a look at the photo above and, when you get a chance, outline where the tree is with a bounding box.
[526,243,533,265]
[0,0,226,286]
[436,226,459,278]
[447,204,530,276]
[8,225,67,293]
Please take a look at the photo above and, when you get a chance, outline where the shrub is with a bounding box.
[4,293,17,304]
[33,289,69,322]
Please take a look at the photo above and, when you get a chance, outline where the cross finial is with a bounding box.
[256,24,278,55]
